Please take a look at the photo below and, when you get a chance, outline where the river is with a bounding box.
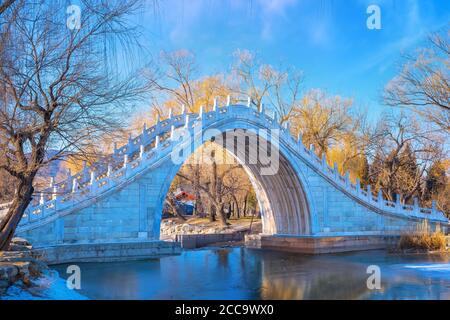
[53,248,450,300]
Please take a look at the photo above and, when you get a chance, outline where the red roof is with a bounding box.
[174,191,196,201]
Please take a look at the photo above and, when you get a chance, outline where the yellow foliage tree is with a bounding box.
[291,89,354,156]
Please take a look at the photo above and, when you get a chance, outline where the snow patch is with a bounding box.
[2,270,88,300]
[404,264,450,273]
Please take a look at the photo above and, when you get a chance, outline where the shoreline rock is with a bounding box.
[0,237,48,295]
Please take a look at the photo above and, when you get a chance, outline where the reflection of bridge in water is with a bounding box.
[13,99,449,254]
[260,253,369,299]
[259,250,450,300]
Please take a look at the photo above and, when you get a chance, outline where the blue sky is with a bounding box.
[137,0,449,119]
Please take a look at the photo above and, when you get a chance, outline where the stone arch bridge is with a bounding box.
[11,99,449,254]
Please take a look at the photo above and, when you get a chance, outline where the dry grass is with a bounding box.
[399,220,447,252]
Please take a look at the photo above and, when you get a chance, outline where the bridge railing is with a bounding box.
[18,98,448,229]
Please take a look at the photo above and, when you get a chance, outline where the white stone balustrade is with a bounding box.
[16,97,448,235]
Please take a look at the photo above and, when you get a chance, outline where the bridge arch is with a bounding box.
[155,118,314,237]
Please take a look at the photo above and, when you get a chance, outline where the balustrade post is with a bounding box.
[199,105,204,118]
[155,114,161,132]
[226,95,231,106]
[431,200,437,215]
[344,171,350,187]
[355,178,361,194]
[185,114,190,129]
[142,123,148,140]
[139,144,145,159]
[154,135,160,149]
[52,185,58,201]
[113,142,118,156]
[285,121,291,132]
[90,171,97,192]
[72,179,78,193]
[41,202,46,217]
[247,96,251,108]
[107,164,112,177]
[123,154,128,169]
[168,108,173,119]
[413,197,419,214]
[395,194,402,212]
[126,134,134,154]
[366,185,371,202]
[170,125,175,140]
[273,112,278,123]
[322,154,327,170]
[181,104,186,114]
[260,102,264,114]
[378,189,384,207]
[39,192,45,205]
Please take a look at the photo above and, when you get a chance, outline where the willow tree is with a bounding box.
[291,89,356,157]
[0,1,149,250]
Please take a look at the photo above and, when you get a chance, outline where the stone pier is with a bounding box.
[245,234,399,254]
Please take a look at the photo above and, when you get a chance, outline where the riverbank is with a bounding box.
[160,216,262,239]
[0,237,87,300]
[34,240,182,264]
[161,216,262,249]
[0,238,44,295]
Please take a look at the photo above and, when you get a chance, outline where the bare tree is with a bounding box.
[0,0,15,15]
[384,29,450,132]
[176,147,251,226]
[0,1,149,250]
[231,49,303,123]
[367,112,444,203]
[146,50,198,113]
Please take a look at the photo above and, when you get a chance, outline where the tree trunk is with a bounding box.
[0,177,34,251]
[218,203,228,226]
[193,164,203,216]
[232,194,240,219]
[243,193,248,217]
[209,204,216,222]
